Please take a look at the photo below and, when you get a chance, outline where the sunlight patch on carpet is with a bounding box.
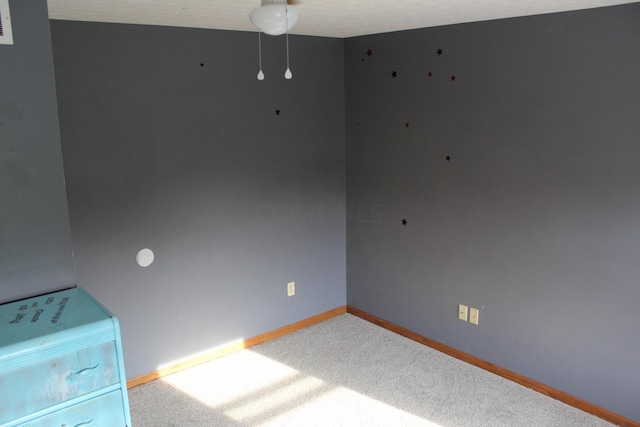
[161,349,443,426]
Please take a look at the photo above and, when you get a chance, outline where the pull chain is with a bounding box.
[257,32,265,80]
[284,3,293,79]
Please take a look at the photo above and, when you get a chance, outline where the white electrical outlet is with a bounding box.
[458,304,468,321]
[470,307,479,325]
[287,281,295,297]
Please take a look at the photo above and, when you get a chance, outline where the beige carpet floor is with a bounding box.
[129,314,613,426]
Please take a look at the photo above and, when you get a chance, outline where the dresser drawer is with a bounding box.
[18,389,127,427]
[0,341,119,424]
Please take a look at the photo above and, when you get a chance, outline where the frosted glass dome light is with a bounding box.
[250,1,300,36]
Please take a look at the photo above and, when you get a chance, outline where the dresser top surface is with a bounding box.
[0,287,113,348]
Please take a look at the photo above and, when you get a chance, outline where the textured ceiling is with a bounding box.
[47,0,639,38]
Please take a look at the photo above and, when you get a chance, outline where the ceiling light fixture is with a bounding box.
[250,0,299,36]
[250,0,300,80]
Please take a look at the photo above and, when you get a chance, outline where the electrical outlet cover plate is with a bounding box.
[287,281,295,297]
[458,304,468,321]
[470,307,479,325]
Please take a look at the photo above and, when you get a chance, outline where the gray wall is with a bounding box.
[37,2,638,422]
[345,4,640,422]
[51,21,346,379]
[0,0,75,304]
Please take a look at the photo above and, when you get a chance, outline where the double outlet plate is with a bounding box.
[459,304,479,325]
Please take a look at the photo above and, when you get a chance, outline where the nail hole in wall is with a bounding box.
[136,248,154,267]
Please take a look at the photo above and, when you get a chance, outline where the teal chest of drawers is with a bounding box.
[0,287,132,427]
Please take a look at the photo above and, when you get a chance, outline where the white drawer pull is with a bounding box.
[72,363,99,375]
